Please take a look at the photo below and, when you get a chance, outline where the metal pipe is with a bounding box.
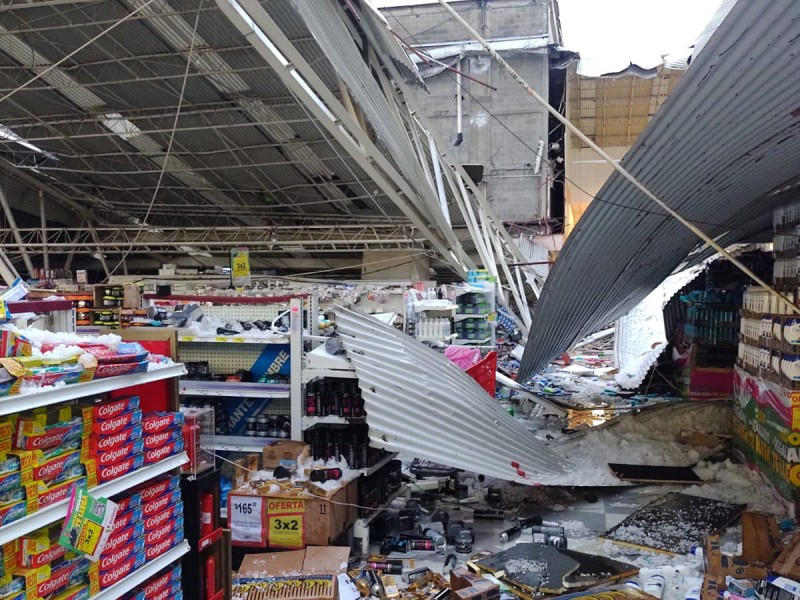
[39,191,49,273]
[455,58,463,146]
[0,0,102,10]
[436,0,800,316]
[428,134,451,226]
[0,187,33,277]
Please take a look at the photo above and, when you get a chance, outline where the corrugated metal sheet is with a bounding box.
[519,0,800,380]
[334,306,570,484]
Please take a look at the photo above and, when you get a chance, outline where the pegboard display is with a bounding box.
[178,342,284,376]
[201,303,291,324]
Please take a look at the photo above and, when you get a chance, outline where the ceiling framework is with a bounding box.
[0,0,539,330]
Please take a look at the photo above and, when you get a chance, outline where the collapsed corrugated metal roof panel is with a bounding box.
[519,0,800,380]
[334,306,570,484]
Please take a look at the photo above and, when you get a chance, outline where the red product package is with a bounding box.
[144,530,184,562]
[110,490,142,515]
[33,450,82,485]
[87,424,143,453]
[110,506,142,534]
[83,342,148,365]
[85,396,140,421]
[143,501,183,532]
[141,413,184,435]
[135,565,182,600]
[141,489,181,518]
[134,475,179,504]
[142,427,181,450]
[95,440,144,467]
[143,440,184,465]
[38,477,86,509]
[98,551,145,589]
[103,521,144,555]
[97,454,143,483]
[149,581,181,600]
[144,515,183,546]
[94,361,149,379]
[98,536,144,571]
[92,410,142,436]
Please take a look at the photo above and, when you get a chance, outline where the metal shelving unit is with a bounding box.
[0,453,188,546]
[180,380,290,399]
[355,452,398,477]
[92,541,191,600]
[300,414,365,428]
[211,436,279,453]
[0,364,186,417]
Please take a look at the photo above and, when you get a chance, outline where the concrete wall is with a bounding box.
[383,0,553,223]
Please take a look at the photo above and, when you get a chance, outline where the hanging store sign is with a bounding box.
[231,247,251,287]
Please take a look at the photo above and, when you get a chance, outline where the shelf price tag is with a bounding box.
[267,498,304,549]
[230,495,267,547]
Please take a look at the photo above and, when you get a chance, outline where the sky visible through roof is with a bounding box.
[368,0,723,72]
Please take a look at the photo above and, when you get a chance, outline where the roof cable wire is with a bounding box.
[103,0,204,281]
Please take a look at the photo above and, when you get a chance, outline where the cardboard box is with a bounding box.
[262,441,308,470]
[450,568,500,600]
[234,546,349,600]
[230,480,357,548]
[773,534,800,579]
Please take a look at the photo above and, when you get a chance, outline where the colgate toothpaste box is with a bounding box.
[146,581,181,600]
[15,418,83,452]
[97,536,144,572]
[83,396,140,422]
[103,521,144,556]
[143,529,184,562]
[141,489,181,519]
[98,550,145,590]
[36,476,86,511]
[94,440,144,467]
[111,507,143,535]
[84,425,143,462]
[35,557,91,599]
[93,454,144,484]
[93,361,148,380]
[32,450,82,485]
[126,564,181,600]
[133,475,179,504]
[17,526,68,569]
[141,413,184,435]
[143,440,183,465]
[91,410,142,437]
[0,498,27,526]
[144,516,183,546]
[143,502,183,532]
[110,490,142,516]
[83,343,148,365]
[142,427,181,451]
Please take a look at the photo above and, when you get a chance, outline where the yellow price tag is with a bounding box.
[231,247,251,286]
[215,336,227,342]
[180,335,194,342]
[267,498,304,549]
[77,521,103,555]
[232,337,245,343]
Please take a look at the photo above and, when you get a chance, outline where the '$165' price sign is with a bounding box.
[230,495,267,546]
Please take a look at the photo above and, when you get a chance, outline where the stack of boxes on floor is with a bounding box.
[0,394,185,598]
[733,200,800,506]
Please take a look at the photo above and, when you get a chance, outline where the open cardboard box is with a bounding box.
[233,546,351,600]
[701,512,782,600]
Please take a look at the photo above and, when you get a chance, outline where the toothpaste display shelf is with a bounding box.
[0,452,189,546]
[0,364,187,417]
[91,541,191,600]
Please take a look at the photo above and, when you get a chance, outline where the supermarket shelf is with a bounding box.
[92,541,190,600]
[211,435,279,452]
[355,485,407,526]
[180,380,289,399]
[178,334,288,344]
[301,368,357,382]
[0,452,188,546]
[355,452,398,477]
[0,364,187,418]
[454,313,491,322]
[416,334,457,342]
[145,293,308,306]
[455,337,492,345]
[301,415,366,428]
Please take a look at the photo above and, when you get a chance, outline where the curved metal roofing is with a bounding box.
[519,0,800,381]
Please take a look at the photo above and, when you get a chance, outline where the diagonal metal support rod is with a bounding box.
[0,186,33,277]
[436,0,800,316]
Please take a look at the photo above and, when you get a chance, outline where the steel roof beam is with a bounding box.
[216,0,473,275]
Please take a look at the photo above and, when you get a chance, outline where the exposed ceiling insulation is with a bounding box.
[519,0,800,380]
[334,305,569,484]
